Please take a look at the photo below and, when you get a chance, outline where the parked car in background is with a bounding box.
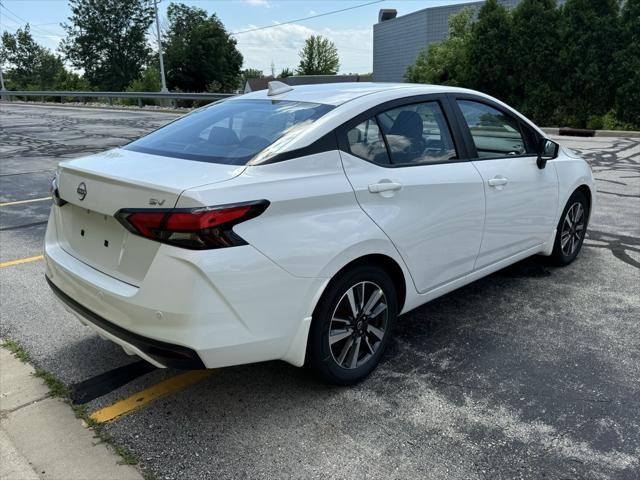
[45,82,595,384]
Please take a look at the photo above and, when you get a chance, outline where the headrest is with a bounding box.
[208,126,239,145]
[389,111,423,140]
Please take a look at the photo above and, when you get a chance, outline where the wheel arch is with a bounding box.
[575,184,593,219]
[319,254,408,314]
[281,252,410,368]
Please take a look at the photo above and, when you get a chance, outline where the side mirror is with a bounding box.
[537,138,559,169]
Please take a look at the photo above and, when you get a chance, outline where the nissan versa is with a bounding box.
[45,82,594,384]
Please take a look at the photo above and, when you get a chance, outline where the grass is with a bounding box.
[112,443,139,465]
[33,368,70,398]
[2,338,31,363]
[1,337,146,472]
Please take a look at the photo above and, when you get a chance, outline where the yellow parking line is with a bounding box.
[89,370,215,423]
[0,197,50,207]
[0,255,44,268]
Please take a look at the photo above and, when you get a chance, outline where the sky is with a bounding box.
[0,0,467,75]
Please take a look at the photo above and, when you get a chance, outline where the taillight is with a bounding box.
[50,176,67,207]
[115,200,269,250]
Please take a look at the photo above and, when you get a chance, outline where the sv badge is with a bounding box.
[148,198,166,206]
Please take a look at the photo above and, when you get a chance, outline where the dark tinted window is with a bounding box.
[124,99,333,164]
[346,118,390,165]
[377,101,457,165]
[457,100,535,158]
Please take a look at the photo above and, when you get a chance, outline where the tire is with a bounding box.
[306,264,397,385]
[549,190,589,266]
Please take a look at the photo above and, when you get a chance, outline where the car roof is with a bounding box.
[234,82,467,106]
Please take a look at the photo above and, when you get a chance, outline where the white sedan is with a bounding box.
[45,82,594,384]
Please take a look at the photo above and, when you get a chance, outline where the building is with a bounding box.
[373,0,520,82]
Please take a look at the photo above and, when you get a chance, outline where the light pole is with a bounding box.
[153,0,168,92]
[0,65,6,101]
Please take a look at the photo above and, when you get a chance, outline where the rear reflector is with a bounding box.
[115,200,269,250]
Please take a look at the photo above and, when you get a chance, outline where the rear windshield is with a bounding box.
[124,99,333,165]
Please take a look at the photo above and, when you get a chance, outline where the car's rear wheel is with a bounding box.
[306,264,397,385]
[549,190,589,266]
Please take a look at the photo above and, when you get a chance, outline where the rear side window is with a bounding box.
[457,100,535,158]
[124,99,333,165]
[347,118,390,165]
[377,101,457,165]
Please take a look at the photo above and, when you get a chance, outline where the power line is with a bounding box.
[231,0,385,35]
[0,2,62,37]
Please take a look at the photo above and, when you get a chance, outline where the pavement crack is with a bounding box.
[0,392,52,415]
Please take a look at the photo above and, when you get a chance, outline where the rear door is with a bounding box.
[338,95,485,294]
[450,96,558,269]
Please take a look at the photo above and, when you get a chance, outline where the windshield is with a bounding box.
[124,99,333,165]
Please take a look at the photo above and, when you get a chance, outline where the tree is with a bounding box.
[1,25,65,90]
[163,3,243,92]
[297,35,339,75]
[60,0,154,91]
[613,0,640,127]
[278,67,295,79]
[53,69,91,91]
[404,0,634,129]
[242,68,264,80]
[124,64,161,105]
[510,0,562,125]
[405,8,473,85]
[558,0,621,127]
[466,0,514,102]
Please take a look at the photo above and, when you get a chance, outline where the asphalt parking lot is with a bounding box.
[1,102,638,480]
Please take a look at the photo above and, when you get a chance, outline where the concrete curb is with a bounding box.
[540,127,640,138]
[0,345,144,480]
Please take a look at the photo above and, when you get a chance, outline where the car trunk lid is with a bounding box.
[55,148,245,285]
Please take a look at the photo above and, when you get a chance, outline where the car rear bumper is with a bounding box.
[44,208,325,369]
[46,275,204,369]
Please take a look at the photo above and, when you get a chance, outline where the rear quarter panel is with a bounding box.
[176,151,415,309]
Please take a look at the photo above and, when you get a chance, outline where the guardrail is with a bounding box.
[0,90,236,107]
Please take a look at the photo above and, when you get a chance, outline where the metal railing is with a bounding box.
[0,90,236,107]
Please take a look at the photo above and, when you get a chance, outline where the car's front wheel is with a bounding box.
[306,264,397,385]
[549,190,589,266]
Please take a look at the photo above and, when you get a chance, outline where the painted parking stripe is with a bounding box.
[89,370,215,423]
[0,255,44,268]
[0,197,50,207]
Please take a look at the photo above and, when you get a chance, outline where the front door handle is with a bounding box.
[368,182,402,193]
[487,176,509,187]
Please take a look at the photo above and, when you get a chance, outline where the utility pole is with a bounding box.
[153,0,168,92]
[0,65,6,91]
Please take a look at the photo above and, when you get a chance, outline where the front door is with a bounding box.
[453,98,558,268]
[339,98,485,294]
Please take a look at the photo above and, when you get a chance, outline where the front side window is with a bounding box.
[377,101,457,165]
[125,99,333,165]
[457,100,533,158]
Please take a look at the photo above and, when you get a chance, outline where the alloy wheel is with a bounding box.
[560,201,585,256]
[328,281,388,369]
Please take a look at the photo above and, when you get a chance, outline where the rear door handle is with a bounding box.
[368,182,402,193]
[487,177,508,187]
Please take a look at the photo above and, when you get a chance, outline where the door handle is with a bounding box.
[368,182,402,193]
[487,177,508,187]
